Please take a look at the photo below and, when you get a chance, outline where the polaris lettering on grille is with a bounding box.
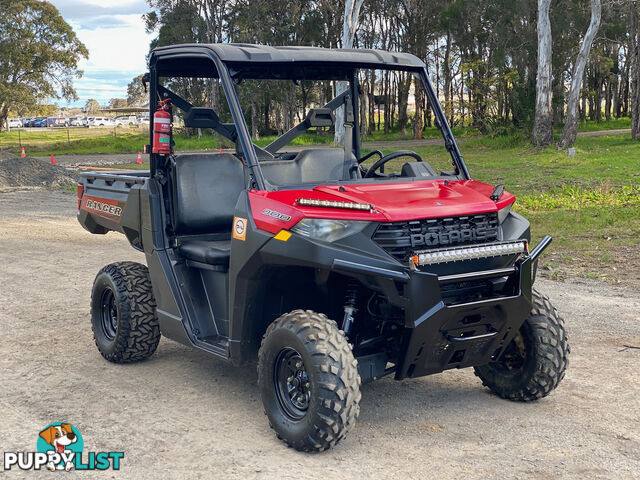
[372,213,500,261]
[85,199,123,217]
[410,226,497,248]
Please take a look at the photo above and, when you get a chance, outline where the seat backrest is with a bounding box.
[260,148,353,186]
[173,153,245,235]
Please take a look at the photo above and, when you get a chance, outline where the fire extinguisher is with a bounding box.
[152,99,171,154]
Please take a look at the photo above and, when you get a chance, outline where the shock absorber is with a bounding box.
[342,280,359,336]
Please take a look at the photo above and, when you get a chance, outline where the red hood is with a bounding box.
[249,179,515,234]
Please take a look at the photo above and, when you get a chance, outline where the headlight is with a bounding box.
[497,203,512,224]
[291,219,369,243]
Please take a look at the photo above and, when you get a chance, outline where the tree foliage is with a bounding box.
[109,98,129,109]
[84,99,100,114]
[0,0,88,131]
[127,74,148,106]
[142,0,639,142]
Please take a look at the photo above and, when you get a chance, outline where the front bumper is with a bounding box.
[396,257,533,379]
[333,236,551,380]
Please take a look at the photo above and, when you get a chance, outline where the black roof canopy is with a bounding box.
[150,43,425,80]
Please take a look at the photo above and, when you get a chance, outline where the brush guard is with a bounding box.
[393,236,551,379]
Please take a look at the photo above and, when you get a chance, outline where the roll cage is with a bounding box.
[147,43,471,190]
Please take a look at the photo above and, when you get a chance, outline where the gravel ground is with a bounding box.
[0,188,639,479]
[0,152,78,188]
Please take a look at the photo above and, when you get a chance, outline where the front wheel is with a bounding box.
[474,289,569,401]
[257,310,361,452]
[90,262,160,363]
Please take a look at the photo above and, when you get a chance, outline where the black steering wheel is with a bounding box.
[363,150,423,178]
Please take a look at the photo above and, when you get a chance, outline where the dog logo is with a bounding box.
[37,423,83,471]
[4,422,123,471]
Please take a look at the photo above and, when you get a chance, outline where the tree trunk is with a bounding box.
[413,87,424,139]
[264,95,270,133]
[560,0,601,148]
[397,73,411,135]
[443,32,453,124]
[334,0,365,146]
[368,70,376,134]
[605,77,612,122]
[360,79,368,139]
[383,71,390,134]
[532,0,554,147]
[0,105,8,133]
[460,72,465,125]
[631,3,640,140]
[595,77,603,123]
[251,97,258,140]
[581,85,587,123]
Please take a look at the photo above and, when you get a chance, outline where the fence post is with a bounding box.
[67,126,70,145]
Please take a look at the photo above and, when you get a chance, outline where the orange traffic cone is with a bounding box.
[21,147,26,157]
[137,152,142,164]
[50,154,56,165]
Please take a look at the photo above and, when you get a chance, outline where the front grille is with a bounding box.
[372,213,500,262]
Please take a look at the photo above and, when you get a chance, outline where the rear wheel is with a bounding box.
[474,289,569,401]
[257,310,361,452]
[91,262,160,363]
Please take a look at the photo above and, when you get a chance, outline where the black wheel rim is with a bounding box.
[273,348,311,421]
[496,330,527,372]
[99,288,118,341]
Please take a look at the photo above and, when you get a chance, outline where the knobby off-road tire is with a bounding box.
[474,289,569,401]
[257,310,361,452]
[91,262,160,363]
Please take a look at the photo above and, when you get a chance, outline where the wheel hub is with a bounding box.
[501,331,527,371]
[100,288,118,340]
[274,348,311,420]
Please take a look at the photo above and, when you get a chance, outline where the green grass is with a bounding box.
[253,132,333,148]
[5,124,638,283]
[359,133,639,284]
[367,132,639,196]
[409,133,639,284]
[575,117,631,132]
[109,132,640,283]
[0,127,148,155]
[2,117,631,156]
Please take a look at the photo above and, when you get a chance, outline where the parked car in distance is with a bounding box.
[115,115,137,126]
[47,117,69,127]
[22,117,36,127]
[70,116,85,127]
[7,118,23,128]
[137,116,150,125]
[32,117,48,127]
[89,116,115,127]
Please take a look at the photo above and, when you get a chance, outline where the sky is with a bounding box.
[50,0,154,108]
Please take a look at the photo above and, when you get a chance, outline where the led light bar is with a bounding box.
[296,198,373,211]
[412,241,527,266]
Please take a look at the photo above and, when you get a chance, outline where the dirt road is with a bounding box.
[1,189,639,479]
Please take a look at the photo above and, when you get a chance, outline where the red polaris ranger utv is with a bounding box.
[77,44,569,452]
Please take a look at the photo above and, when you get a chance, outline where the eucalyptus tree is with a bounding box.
[532,0,554,146]
[560,0,601,148]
